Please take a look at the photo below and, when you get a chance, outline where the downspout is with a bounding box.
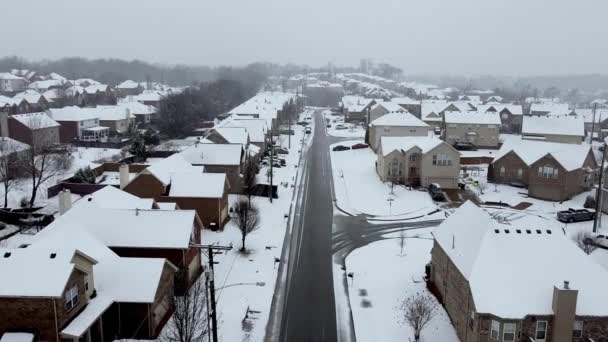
[53,298,59,342]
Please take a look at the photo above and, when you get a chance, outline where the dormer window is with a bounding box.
[64,285,79,310]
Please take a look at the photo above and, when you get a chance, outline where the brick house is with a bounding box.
[489,139,597,201]
[522,116,585,144]
[124,153,230,228]
[13,92,50,113]
[178,143,244,193]
[115,80,143,98]
[368,112,430,152]
[430,202,608,342]
[477,104,523,133]
[47,107,109,143]
[443,111,501,148]
[341,95,376,123]
[8,112,60,146]
[219,117,269,150]
[376,136,461,188]
[83,85,116,106]
[0,228,176,342]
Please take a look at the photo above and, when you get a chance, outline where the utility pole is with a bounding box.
[590,103,598,144]
[190,244,232,342]
[594,144,606,233]
[269,141,274,203]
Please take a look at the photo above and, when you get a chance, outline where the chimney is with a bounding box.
[551,281,578,342]
[58,189,72,215]
[119,164,129,189]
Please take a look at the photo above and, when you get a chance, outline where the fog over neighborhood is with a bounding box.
[2,0,607,75]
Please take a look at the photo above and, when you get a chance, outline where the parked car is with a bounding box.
[332,145,350,152]
[297,121,309,126]
[335,124,347,130]
[275,147,289,155]
[454,142,478,151]
[305,127,312,134]
[593,234,608,248]
[428,183,446,201]
[326,124,331,128]
[557,208,596,223]
[351,143,369,150]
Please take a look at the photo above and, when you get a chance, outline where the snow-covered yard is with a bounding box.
[200,115,310,342]
[323,110,366,138]
[345,232,459,342]
[330,139,438,218]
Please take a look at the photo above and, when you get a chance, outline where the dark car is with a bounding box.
[351,143,369,150]
[428,183,446,201]
[275,147,289,155]
[297,121,309,126]
[332,145,350,152]
[454,142,478,151]
[557,208,596,223]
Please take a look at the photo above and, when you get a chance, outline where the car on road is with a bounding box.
[332,145,350,152]
[557,208,596,223]
[351,143,369,150]
[305,127,312,134]
[326,124,331,128]
[428,183,446,201]
[593,234,608,248]
[335,124,347,130]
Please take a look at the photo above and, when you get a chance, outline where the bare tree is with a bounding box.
[242,157,258,203]
[0,139,26,208]
[233,198,260,252]
[398,230,407,256]
[400,292,437,342]
[23,116,70,207]
[573,231,597,255]
[163,280,208,342]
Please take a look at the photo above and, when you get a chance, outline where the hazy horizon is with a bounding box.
[2,0,607,77]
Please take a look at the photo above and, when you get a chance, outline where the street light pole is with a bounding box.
[594,143,606,233]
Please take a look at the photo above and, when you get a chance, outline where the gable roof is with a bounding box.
[433,202,608,318]
[444,111,501,125]
[179,143,242,166]
[380,136,448,156]
[493,138,595,171]
[95,105,134,121]
[210,127,249,146]
[522,115,584,137]
[47,106,100,122]
[11,112,60,129]
[73,186,154,210]
[116,80,140,89]
[144,153,197,186]
[372,101,406,113]
[220,117,268,143]
[371,112,429,127]
[169,172,226,198]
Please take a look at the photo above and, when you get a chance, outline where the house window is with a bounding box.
[84,279,89,291]
[500,166,505,176]
[503,323,516,341]
[64,285,79,310]
[573,320,583,338]
[409,153,418,162]
[501,113,509,120]
[535,321,547,340]
[389,158,401,177]
[384,127,390,133]
[433,154,452,166]
[490,320,500,339]
[538,166,558,179]
[517,168,523,179]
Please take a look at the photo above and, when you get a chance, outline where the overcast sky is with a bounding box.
[2,0,606,76]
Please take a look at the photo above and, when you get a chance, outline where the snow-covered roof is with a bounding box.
[11,112,60,129]
[14,92,44,105]
[477,104,523,116]
[219,117,268,143]
[179,143,242,166]
[391,97,419,105]
[73,186,154,210]
[380,136,448,156]
[48,206,195,249]
[144,153,198,186]
[116,101,157,115]
[493,137,594,171]
[0,333,34,342]
[74,78,101,87]
[116,80,140,89]
[84,84,109,94]
[228,92,296,127]
[27,79,64,90]
[0,248,78,297]
[444,111,501,125]
[433,202,608,318]
[372,101,406,113]
[95,105,134,121]
[128,90,165,103]
[0,72,23,80]
[574,108,608,124]
[371,112,429,127]
[48,72,67,82]
[530,102,572,116]
[169,172,226,198]
[47,106,100,122]
[65,85,85,96]
[157,202,177,210]
[210,127,249,146]
[0,137,29,156]
[522,115,584,137]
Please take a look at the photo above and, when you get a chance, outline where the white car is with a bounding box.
[593,234,608,248]
[305,127,312,134]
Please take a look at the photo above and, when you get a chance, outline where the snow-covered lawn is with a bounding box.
[322,110,366,138]
[330,139,437,217]
[345,232,459,342]
[200,116,310,342]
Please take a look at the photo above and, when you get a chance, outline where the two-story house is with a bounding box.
[522,115,585,144]
[47,107,109,143]
[368,112,430,151]
[443,111,501,148]
[178,143,244,193]
[8,112,60,146]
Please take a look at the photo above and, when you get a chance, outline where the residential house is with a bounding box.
[368,112,430,151]
[116,101,158,125]
[369,101,407,123]
[47,107,109,143]
[0,73,26,94]
[302,82,344,107]
[84,85,116,106]
[178,143,243,193]
[522,116,584,144]
[27,79,67,93]
[124,153,230,228]
[574,108,608,138]
[8,112,60,146]
[96,106,134,134]
[115,80,143,97]
[129,90,164,108]
[477,104,523,133]
[530,102,574,116]
[420,100,449,129]
[443,111,501,148]
[220,117,268,150]
[430,201,608,342]
[489,139,597,201]
[13,91,50,112]
[227,92,296,132]
[391,97,421,118]
[205,127,260,160]
[341,95,376,123]
[0,137,30,178]
[376,136,460,188]
[10,69,38,82]
[0,96,28,115]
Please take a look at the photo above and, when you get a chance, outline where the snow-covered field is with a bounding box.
[346,232,459,342]
[201,114,310,342]
[330,139,438,218]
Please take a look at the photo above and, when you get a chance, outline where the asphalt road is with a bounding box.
[279,112,338,342]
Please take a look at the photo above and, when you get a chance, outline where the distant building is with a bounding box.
[8,112,60,146]
[522,116,584,144]
[368,112,430,151]
[443,111,501,148]
[0,73,26,94]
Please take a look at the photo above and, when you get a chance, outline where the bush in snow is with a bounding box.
[400,292,437,342]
